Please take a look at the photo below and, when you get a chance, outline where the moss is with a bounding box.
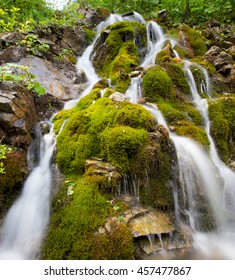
[135,136,175,210]
[179,103,204,126]
[92,21,144,92]
[92,79,109,90]
[155,50,172,64]
[163,62,190,96]
[83,26,96,44]
[103,88,115,98]
[55,97,155,175]
[142,66,173,102]
[158,102,188,123]
[173,120,210,148]
[173,44,194,59]
[100,125,148,172]
[209,97,235,162]
[180,25,207,56]
[53,88,101,134]
[191,57,216,75]
[0,150,27,214]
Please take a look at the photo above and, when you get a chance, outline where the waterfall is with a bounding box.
[0,125,55,259]
[126,16,235,258]
[184,61,235,224]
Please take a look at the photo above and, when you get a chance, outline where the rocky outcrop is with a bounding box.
[0,82,39,149]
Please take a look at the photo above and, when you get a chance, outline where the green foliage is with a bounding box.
[19,34,50,56]
[142,66,173,102]
[0,144,11,174]
[0,63,45,96]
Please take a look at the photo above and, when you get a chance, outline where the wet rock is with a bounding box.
[109,92,130,102]
[130,70,142,78]
[158,9,168,23]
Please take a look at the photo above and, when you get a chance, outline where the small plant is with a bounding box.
[0,63,45,96]
[0,144,12,174]
[20,34,50,56]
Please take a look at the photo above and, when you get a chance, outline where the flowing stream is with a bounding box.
[0,11,235,259]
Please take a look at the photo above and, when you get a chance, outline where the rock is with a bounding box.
[35,93,64,120]
[60,26,87,55]
[19,55,81,101]
[221,41,234,49]
[130,70,141,78]
[230,162,235,171]
[158,9,168,23]
[214,52,233,70]
[0,82,38,149]
[0,32,22,49]
[0,46,26,64]
[109,92,130,102]
[205,19,221,28]
[203,46,221,63]
[77,7,110,27]
[127,209,174,237]
[84,159,122,193]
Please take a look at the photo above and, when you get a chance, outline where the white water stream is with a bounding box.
[0,11,235,259]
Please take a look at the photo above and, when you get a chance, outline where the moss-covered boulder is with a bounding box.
[209,97,235,163]
[55,96,155,175]
[41,178,134,260]
[92,21,147,92]
[179,25,207,57]
[142,66,173,102]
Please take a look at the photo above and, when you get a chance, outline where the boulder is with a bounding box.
[19,55,82,101]
[203,46,221,63]
[109,91,130,102]
[0,82,38,149]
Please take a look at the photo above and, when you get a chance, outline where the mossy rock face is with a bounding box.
[163,62,190,96]
[179,25,207,57]
[173,120,210,148]
[0,150,27,216]
[42,179,134,260]
[209,97,235,163]
[142,66,173,102]
[92,21,146,92]
[55,97,155,175]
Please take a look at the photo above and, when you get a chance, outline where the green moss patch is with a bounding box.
[55,97,155,175]
[142,66,173,102]
[42,178,134,260]
[209,97,235,162]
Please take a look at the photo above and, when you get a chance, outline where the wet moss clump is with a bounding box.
[163,62,190,96]
[92,21,146,93]
[209,97,235,163]
[142,66,173,102]
[41,178,134,260]
[55,97,155,175]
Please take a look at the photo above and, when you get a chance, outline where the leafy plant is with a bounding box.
[0,144,11,174]
[20,34,50,56]
[0,63,45,96]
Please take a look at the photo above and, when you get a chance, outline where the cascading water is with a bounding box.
[126,16,235,258]
[0,125,55,259]
[1,9,234,260]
